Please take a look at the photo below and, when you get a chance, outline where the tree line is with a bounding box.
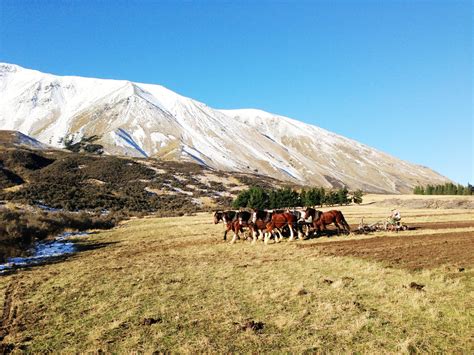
[232,187,363,210]
[413,183,473,196]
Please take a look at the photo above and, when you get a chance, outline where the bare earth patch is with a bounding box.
[348,220,474,231]
[413,221,474,230]
[300,230,474,270]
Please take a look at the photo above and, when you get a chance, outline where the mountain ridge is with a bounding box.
[0,63,450,193]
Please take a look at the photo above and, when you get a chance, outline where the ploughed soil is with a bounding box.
[299,230,474,271]
[348,220,474,231]
[411,221,474,230]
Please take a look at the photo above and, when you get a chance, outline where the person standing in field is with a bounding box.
[389,209,401,224]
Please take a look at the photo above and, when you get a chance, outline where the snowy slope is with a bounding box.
[0,63,450,193]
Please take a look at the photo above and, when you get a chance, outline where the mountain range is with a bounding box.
[0,63,449,193]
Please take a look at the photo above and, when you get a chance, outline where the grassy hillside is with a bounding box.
[1,203,472,352]
[0,146,287,215]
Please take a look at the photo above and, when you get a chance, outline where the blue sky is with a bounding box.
[1,0,472,184]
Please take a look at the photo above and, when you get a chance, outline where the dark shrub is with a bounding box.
[0,167,24,188]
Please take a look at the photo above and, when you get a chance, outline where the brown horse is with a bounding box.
[304,208,351,235]
[266,212,298,244]
[249,218,269,243]
[249,209,274,243]
[214,210,237,241]
[214,210,253,243]
[230,210,253,243]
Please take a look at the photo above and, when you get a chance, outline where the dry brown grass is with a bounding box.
[0,202,473,353]
[363,193,474,203]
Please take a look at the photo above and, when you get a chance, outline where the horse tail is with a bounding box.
[340,212,351,233]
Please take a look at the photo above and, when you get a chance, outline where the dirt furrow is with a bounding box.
[299,231,474,270]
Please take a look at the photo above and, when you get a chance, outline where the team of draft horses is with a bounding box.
[213,207,351,244]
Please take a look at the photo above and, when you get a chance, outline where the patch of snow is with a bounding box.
[174,175,188,182]
[35,203,63,212]
[163,183,193,196]
[150,131,170,147]
[172,186,193,196]
[191,198,202,206]
[0,231,89,273]
[213,190,232,197]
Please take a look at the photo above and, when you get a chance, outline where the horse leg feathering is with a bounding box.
[288,225,295,241]
[264,232,271,245]
[297,227,303,240]
[276,228,283,242]
[252,230,257,244]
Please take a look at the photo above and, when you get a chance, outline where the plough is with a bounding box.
[356,217,413,234]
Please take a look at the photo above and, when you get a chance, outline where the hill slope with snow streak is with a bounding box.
[0,63,449,193]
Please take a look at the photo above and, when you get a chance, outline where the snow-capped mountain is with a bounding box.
[0,63,449,193]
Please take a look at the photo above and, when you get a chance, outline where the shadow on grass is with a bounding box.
[304,229,347,239]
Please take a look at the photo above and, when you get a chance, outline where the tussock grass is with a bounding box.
[0,209,472,353]
[0,208,118,242]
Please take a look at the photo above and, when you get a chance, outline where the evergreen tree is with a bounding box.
[351,189,364,204]
[268,189,279,209]
[466,183,473,195]
[448,183,454,194]
[304,188,320,206]
[425,185,434,195]
[300,189,307,206]
[319,187,326,206]
[232,189,251,208]
[278,188,301,208]
[247,187,269,209]
[413,183,473,196]
[439,184,445,195]
[337,187,350,205]
[325,191,338,206]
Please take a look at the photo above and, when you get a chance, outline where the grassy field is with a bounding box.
[363,194,473,203]
[1,197,473,352]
